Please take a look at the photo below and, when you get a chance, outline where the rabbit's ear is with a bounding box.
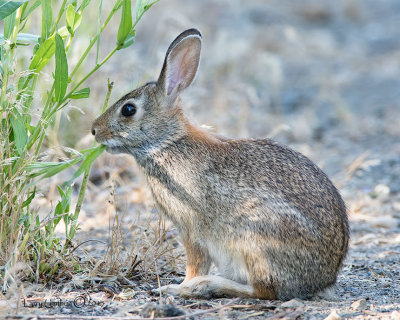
[157,29,201,99]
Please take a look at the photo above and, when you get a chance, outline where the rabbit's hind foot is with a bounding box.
[178,275,254,299]
[152,275,278,300]
[152,283,180,297]
[152,276,253,299]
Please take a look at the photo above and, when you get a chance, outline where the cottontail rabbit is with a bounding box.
[92,29,349,300]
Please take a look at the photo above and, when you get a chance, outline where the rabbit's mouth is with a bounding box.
[101,139,125,154]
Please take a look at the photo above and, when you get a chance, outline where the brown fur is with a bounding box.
[182,236,211,281]
[92,29,349,300]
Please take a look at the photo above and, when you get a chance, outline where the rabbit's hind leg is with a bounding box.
[182,237,212,281]
[152,237,212,297]
[179,275,255,299]
[152,276,276,299]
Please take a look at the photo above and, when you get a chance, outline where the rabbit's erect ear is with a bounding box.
[157,29,202,99]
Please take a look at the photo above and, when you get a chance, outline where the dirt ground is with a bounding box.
[3,0,400,319]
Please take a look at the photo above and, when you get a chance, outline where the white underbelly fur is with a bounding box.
[206,241,250,284]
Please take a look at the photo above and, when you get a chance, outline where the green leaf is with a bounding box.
[54,33,68,102]
[0,0,27,21]
[80,0,91,10]
[116,0,132,48]
[54,186,71,226]
[57,26,70,39]
[26,157,82,180]
[29,35,55,72]
[135,0,159,19]
[21,0,40,21]
[56,186,71,214]
[41,0,52,41]
[66,4,82,35]
[26,146,105,182]
[70,87,90,99]
[64,145,105,186]
[16,32,39,44]
[10,112,28,155]
[22,187,36,209]
[3,9,15,39]
[117,29,135,50]
[0,33,39,46]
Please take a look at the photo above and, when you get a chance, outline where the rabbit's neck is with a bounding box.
[132,119,220,170]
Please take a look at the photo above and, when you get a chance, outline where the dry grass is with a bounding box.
[29,166,185,292]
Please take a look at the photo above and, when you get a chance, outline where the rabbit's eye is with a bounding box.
[121,104,136,117]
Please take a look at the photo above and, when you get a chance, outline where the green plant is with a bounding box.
[0,0,158,290]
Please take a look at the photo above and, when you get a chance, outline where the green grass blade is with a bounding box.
[3,10,15,39]
[80,0,91,10]
[29,35,55,72]
[21,0,40,21]
[64,145,105,186]
[54,33,68,103]
[0,0,27,21]
[26,157,82,180]
[135,0,159,19]
[40,0,52,41]
[15,33,39,44]
[21,187,36,209]
[0,33,40,46]
[10,112,28,155]
[70,87,90,99]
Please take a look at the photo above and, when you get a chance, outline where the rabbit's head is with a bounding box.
[91,29,202,155]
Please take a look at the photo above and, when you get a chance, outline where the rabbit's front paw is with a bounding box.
[152,284,180,296]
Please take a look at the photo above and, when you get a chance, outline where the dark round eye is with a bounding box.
[121,103,136,117]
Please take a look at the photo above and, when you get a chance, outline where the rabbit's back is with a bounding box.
[144,135,347,229]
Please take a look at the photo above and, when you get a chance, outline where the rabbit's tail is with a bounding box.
[178,275,276,299]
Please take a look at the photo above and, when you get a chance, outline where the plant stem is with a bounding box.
[0,8,22,116]
[101,79,114,114]
[30,0,123,151]
[0,61,9,114]
[69,80,113,242]
[50,0,67,35]
[36,0,122,142]
[65,45,117,100]
[69,0,122,80]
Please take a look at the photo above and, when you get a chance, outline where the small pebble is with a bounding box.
[370,216,398,229]
[351,298,367,311]
[140,303,185,318]
[392,202,400,212]
[379,278,392,288]
[281,298,304,308]
[0,300,16,309]
[324,309,341,320]
[373,184,390,199]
